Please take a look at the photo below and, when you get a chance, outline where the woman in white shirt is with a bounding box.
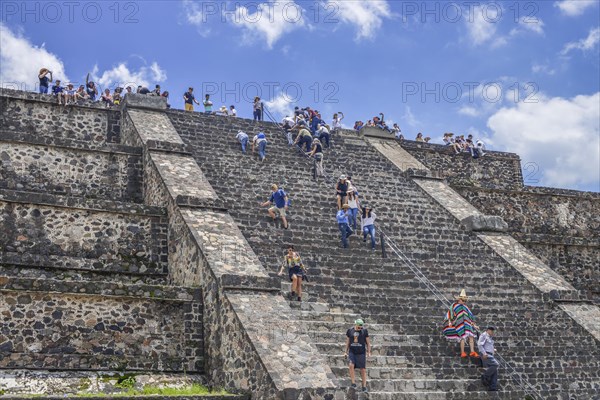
[347,190,360,231]
[361,206,377,250]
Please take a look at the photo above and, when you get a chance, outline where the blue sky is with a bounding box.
[1,0,599,191]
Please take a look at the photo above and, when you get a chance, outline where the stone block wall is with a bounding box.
[121,100,340,399]
[0,139,142,202]
[454,185,600,300]
[0,277,202,372]
[0,88,120,144]
[0,194,167,270]
[400,140,524,189]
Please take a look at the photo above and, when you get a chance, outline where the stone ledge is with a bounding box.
[219,274,281,292]
[122,93,168,110]
[513,233,600,247]
[0,276,200,302]
[0,252,167,276]
[360,126,397,139]
[176,196,228,211]
[0,189,166,217]
[453,183,600,200]
[545,289,592,303]
[146,140,190,154]
[0,88,119,113]
[0,130,142,155]
[401,140,521,160]
[461,215,509,232]
[407,169,444,180]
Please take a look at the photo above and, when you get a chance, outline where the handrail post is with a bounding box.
[381,233,387,258]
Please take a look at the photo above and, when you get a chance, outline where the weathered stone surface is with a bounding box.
[0,141,142,202]
[401,140,524,189]
[478,233,576,293]
[126,109,184,147]
[413,178,484,221]
[122,93,168,110]
[0,286,202,371]
[367,137,428,172]
[559,303,600,342]
[461,214,509,232]
[0,88,120,144]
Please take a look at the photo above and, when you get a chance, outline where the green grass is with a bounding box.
[75,383,231,397]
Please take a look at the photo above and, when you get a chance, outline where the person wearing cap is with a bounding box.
[261,184,289,229]
[478,326,498,391]
[335,175,349,210]
[65,83,76,105]
[294,127,313,153]
[38,68,53,94]
[235,131,249,154]
[361,206,377,250]
[443,289,479,358]
[345,319,371,392]
[252,131,268,162]
[51,79,65,105]
[307,138,324,177]
[336,204,353,248]
[278,245,306,301]
[282,115,297,145]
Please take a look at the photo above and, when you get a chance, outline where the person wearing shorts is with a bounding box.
[277,245,306,301]
[260,184,289,229]
[336,175,349,210]
[345,319,371,393]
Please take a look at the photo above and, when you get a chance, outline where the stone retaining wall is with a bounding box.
[400,140,524,189]
[0,88,120,145]
[454,185,600,300]
[122,98,341,399]
[0,278,202,372]
[0,198,167,270]
[0,140,142,202]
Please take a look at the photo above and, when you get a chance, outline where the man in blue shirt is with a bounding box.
[337,204,353,248]
[183,87,200,111]
[478,326,499,392]
[261,184,289,229]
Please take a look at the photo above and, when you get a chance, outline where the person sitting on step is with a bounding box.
[278,245,307,302]
[442,289,480,358]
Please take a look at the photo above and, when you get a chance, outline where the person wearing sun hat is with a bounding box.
[442,289,480,358]
[345,318,371,393]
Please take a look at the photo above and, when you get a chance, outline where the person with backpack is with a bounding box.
[345,319,371,393]
[307,138,324,177]
[278,245,306,301]
[252,132,268,162]
[261,184,289,229]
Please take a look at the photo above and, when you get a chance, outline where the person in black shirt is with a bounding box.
[38,68,52,94]
[308,138,324,177]
[336,175,349,210]
[184,87,200,111]
[345,319,371,393]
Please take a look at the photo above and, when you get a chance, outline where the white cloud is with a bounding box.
[532,63,556,75]
[510,16,545,36]
[231,1,306,49]
[554,0,598,16]
[183,0,213,37]
[487,92,600,189]
[327,0,392,40]
[402,106,420,128]
[92,62,167,90]
[458,106,480,117]
[464,5,506,47]
[264,92,295,118]
[561,27,600,55]
[0,24,69,89]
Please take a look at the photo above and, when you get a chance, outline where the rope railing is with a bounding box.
[260,104,541,399]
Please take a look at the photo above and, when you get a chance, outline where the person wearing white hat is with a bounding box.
[335,175,349,210]
[442,289,480,358]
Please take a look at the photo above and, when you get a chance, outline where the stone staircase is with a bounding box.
[169,110,600,400]
[0,93,247,398]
